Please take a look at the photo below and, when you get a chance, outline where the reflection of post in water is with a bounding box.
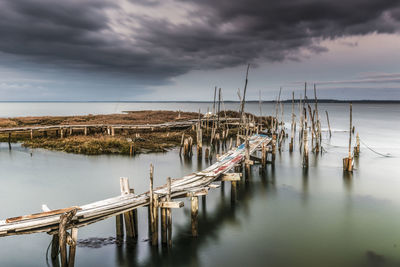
[343,171,353,193]
[202,195,207,220]
[301,168,309,203]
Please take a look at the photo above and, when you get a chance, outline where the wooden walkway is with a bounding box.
[0,134,270,237]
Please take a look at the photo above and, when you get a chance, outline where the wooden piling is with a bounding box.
[68,228,78,267]
[148,164,159,245]
[116,214,124,241]
[120,178,136,239]
[51,234,60,259]
[191,196,199,237]
[59,209,77,267]
[161,203,167,245]
[167,177,172,247]
[343,103,353,172]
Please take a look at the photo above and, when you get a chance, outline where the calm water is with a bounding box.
[0,102,400,267]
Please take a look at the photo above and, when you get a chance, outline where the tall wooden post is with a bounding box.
[149,164,158,246]
[303,108,309,168]
[289,91,295,152]
[167,177,172,247]
[68,228,78,267]
[343,103,353,172]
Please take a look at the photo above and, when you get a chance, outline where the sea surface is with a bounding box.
[0,102,399,267]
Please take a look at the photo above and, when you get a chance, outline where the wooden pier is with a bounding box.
[0,134,270,265]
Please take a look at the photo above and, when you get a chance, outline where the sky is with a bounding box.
[1,0,400,101]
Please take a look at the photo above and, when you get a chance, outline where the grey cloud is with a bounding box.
[1,0,400,84]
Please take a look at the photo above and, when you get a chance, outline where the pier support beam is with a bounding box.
[58,209,78,267]
[191,196,199,237]
[120,178,137,240]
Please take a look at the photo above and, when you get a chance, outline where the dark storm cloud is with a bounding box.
[1,0,400,83]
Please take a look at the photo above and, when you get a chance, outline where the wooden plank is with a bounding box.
[5,206,81,223]
[159,201,184,209]
[221,173,241,182]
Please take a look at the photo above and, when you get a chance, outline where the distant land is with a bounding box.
[0,99,400,103]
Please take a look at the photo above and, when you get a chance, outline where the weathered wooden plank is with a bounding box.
[6,207,81,223]
[159,201,184,209]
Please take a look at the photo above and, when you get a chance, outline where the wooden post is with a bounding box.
[272,134,276,163]
[167,177,172,247]
[289,91,295,152]
[245,137,250,175]
[60,128,64,139]
[116,214,124,241]
[149,164,158,246]
[261,143,266,168]
[120,178,136,239]
[343,103,353,172]
[191,196,199,237]
[326,110,332,138]
[161,202,167,245]
[354,133,360,157]
[30,129,33,140]
[84,126,88,136]
[51,234,60,260]
[59,209,77,267]
[68,228,78,267]
[303,108,309,168]
[152,193,159,245]
[111,127,115,137]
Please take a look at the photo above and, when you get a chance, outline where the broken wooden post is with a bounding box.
[191,196,199,237]
[59,209,77,267]
[120,178,136,240]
